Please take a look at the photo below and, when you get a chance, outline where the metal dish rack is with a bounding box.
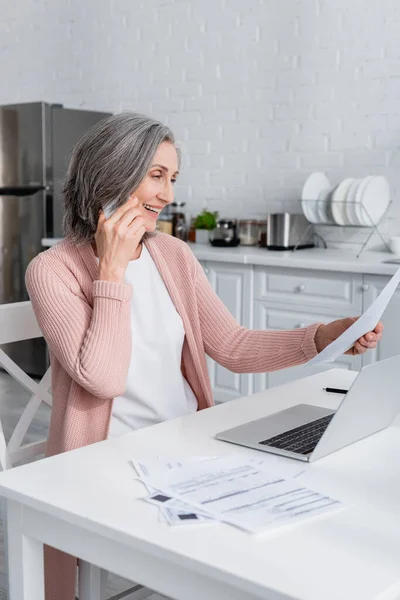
[296,198,392,258]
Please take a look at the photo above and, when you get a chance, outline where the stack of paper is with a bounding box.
[134,455,344,534]
[133,457,215,526]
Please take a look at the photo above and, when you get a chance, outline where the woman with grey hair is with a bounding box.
[26,112,383,600]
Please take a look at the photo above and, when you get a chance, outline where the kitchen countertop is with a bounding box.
[41,237,400,276]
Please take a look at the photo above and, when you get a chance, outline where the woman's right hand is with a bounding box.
[95,197,146,283]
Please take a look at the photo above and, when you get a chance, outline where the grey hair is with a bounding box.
[62,112,180,245]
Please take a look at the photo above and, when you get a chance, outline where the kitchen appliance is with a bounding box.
[266,213,314,250]
[238,219,259,246]
[0,102,111,376]
[209,219,240,247]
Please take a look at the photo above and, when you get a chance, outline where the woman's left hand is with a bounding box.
[315,317,384,356]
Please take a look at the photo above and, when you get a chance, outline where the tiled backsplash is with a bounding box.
[2,0,400,244]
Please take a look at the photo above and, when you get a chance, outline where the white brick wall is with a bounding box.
[2,0,400,245]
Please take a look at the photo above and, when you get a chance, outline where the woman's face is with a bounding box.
[131,141,179,233]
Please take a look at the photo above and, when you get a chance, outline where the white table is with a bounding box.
[1,369,400,600]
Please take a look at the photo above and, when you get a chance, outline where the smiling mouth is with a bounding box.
[143,204,162,215]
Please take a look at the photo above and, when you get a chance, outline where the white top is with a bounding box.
[2,369,400,600]
[108,245,197,436]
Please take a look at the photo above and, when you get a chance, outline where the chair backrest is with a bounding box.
[0,301,52,469]
[0,303,146,600]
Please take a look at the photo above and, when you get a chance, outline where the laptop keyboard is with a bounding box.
[259,414,334,455]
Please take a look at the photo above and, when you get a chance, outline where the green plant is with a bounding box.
[193,210,219,230]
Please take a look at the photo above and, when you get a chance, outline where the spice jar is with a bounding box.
[188,218,196,243]
[238,220,259,246]
[171,201,186,238]
[174,216,188,242]
[258,220,267,247]
[157,214,173,235]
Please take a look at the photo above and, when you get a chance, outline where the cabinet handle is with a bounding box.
[361,283,370,292]
[295,323,306,329]
[203,267,210,274]
[296,284,306,292]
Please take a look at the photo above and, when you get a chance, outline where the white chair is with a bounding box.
[0,301,150,600]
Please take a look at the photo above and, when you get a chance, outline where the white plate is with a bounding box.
[358,175,390,226]
[301,194,314,224]
[354,176,374,226]
[301,172,331,224]
[331,178,354,225]
[345,178,363,225]
[317,187,332,224]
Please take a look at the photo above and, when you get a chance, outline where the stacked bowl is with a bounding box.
[301,172,390,226]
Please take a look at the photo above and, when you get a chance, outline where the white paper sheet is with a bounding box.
[133,457,215,525]
[133,456,306,527]
[140,456,344,534]
[308,266,400,365]
[132,457,214,478]
[374,581,400,600]
[162,506,212,526]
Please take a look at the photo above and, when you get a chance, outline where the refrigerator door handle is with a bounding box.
[0,185,48,197]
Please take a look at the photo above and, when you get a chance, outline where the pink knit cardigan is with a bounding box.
[26,233,320,600]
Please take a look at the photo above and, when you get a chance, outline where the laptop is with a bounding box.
[216,354,400,462]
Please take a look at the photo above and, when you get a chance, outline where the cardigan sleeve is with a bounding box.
[25,256,132,399]
[193,258,320,373]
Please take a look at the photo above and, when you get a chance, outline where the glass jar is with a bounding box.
[258,220,268,247]
[188,218,196,243]
[238,220,259,246]
[174,216,188,242]
[157,214,173,235]
[171,201,186,238]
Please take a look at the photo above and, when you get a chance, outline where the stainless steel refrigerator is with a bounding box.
[0,102,111,376]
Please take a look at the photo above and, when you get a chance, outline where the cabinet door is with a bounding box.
[254,266,363,314]
[198,260,210,280]
[361,275,400,365]
[253,303,362,391]
[202,262,253,403]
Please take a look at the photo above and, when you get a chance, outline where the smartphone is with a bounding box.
[103,202,118,219]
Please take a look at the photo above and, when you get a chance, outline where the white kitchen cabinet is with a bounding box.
[198,260,209,278]
[252,266,363,390]
[254,266,363,315]
[200,261,253,403]
[198,257,396,402]
[360,275,400,365]
[253,303,362,391]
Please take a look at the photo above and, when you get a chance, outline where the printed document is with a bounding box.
[133,456,306,527]
[140,455,344,534]
[308,266,400,365]
[133,457,213,525]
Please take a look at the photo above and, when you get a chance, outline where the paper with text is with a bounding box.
[133,457,215,525]
[141,455,344,534]
[308,266,400,365]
